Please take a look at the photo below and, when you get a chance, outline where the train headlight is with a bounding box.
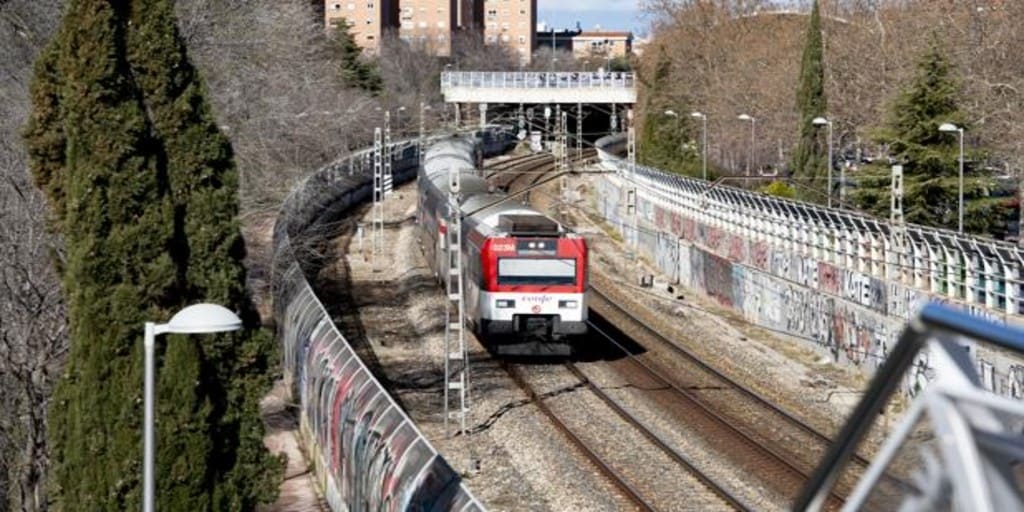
[495,299,516,308]
[558,300,579,309]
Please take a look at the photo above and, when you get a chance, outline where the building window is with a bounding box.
[437,21,446,28]
[332,3,341,10]
[418,21,427,28]
[518,35,525,44]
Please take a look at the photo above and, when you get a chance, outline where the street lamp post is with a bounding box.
[691,112,708,180]
[396,105,407,130]
[663,110,683,172]
[939,123,965,233]
[812,117,834,207]
[738,114,755,176]
[143,304,242,512]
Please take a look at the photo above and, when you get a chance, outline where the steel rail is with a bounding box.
[563,363,752,511]
[503,362,656,512]
[584,313,848,510]
[588,286,915,501]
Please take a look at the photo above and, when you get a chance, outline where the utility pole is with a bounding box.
[384,111,393,197]
[444,160,468,437]
[891,164,906,282]
[419,101,427,164]
[627,108,637,247]
[372,127,384,272]
[559,110,569,202]
[576,102,583,161]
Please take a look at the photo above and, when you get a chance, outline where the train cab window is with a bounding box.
[497,258,576,286]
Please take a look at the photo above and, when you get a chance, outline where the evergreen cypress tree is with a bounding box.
[25,0,280,509]
[123,0,280,507]
[638,45,700,176]
[851,38,1011,235]
[330,18,383,93]
[791,0,828,199]
[24,44,67,227]
[26,0,178,508]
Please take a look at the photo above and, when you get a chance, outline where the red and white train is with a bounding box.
[418,134,588,355]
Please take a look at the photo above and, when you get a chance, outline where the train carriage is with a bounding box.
[418,132,588,355]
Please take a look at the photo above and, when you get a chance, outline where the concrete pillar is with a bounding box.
[871,233,883,277]
[913,243,927,290]
[928,244,941,294]
[1005,264,1019,315]
[964,253,978,305]
[946,248,959,299]
[984,258,997,310]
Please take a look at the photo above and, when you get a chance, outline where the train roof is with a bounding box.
[462,194,562,236]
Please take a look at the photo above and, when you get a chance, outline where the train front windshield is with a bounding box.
[497,258,577,286]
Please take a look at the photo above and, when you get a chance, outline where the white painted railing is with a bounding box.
[441,71,636,90]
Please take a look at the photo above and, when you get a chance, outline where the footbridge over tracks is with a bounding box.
[441,71,637,105]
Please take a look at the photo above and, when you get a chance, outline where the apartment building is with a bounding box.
[399,0,459,56]
[483,0,535,63]
[324,0,399,54]
[572,31,633,60]
[324,0,536,61]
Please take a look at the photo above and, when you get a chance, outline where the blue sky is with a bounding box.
[538,0,646,35]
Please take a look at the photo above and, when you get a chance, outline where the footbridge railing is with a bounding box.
[796,304,1024,511]
[441,71,637,104]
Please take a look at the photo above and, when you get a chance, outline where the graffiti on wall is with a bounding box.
[282,282,479,512]
[751,241,770,272]
[703,251,734,307]
[600,176,1024,401]
[728,235,745,263]
[819,262,840,295]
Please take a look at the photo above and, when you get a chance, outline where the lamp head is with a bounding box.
[664,109,678,117]
[939,123,960,133]
[690,111,705,119]
[165,304,242,334]
[738,114,753,121]
[812,117,828,126]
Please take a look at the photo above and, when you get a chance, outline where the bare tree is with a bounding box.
[640,0,1024,182]
[0,1,67,510]
[175,0,382,214]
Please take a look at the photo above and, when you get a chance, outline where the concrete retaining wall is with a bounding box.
[596,174,1024,399]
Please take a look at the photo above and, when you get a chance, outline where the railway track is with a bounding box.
[486,148,595,193]
[587,285,914,508]
[582,304,845,510]
[504,361,744,511]
[481,153,909,509]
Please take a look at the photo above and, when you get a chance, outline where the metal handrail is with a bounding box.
[441,71,636,90]
[794,303,1024,511]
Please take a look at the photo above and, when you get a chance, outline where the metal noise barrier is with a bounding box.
[592,133,1024,511]
[270,134,484,512]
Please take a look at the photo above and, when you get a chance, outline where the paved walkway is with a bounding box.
[259,380,327,512]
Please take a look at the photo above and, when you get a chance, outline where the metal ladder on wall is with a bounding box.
[444,165,469,436]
